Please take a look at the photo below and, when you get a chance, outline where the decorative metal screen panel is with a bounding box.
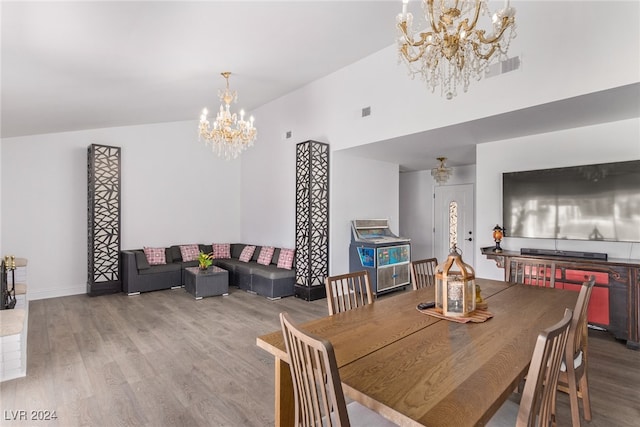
[295,141,329,290]
[87,144,121,295]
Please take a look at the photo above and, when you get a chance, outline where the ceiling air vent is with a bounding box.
[485,56,521,79]
[362,106,371,117]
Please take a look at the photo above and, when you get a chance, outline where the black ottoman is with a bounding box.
[184,266,229,299]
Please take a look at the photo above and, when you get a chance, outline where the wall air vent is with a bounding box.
[485,56,521,79]
[362,106,371,117]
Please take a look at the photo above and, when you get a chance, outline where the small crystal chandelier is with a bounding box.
[199,72,257,160]
[431,157,453,184]
[396,0,517,99]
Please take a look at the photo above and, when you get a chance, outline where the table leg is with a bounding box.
[274,357,295,427]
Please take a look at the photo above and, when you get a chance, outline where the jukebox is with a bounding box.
[349,219,411,294]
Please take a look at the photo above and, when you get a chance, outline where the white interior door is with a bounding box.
[434,184,475,266]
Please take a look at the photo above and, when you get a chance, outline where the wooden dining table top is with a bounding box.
[256,278,579,427]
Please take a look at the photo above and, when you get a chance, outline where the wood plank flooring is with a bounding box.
[1,286,639,426]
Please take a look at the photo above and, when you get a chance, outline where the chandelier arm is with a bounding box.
[477,17,514,44]
[400,42,430,64]
[467,0,482,33]
[398,21,434,49]
[457,18,471,36]
[472,41,497,61]
[427,0,445,34]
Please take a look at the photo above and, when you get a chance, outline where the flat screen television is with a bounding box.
[502,160,640,243]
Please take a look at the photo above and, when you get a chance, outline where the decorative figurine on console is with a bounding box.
[1,255,17,310]
[492,225,505,253]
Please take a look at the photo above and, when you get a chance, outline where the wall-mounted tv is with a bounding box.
[503,160,640,243]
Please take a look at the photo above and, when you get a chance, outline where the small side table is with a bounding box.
[184,266,229,300]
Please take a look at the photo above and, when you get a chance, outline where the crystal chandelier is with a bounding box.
[396,0,516,99]
[199,72,257,160]
[432,157,453,184]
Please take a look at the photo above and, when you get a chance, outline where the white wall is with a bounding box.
[400,165,476,261]
[330,151,399,275]
[1,120,241,300]
[400,170,434,261]
[0,140,2,259]
[476,118,640,280]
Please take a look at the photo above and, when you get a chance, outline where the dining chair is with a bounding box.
[506,257,557,287]
[556,276,596,427]
[325,270,374,315]
[279,312,397,427]
[409,258,438,290]
[488,308,573,427]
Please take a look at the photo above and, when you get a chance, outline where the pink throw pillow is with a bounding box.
[277,248,295,270]
[257,246,275,266]
[143,247,166,265]
[212,243,231,259]
[179,244,200,262]
[239,245,256,262]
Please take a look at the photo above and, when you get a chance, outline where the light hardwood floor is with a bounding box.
[1,286,639,426]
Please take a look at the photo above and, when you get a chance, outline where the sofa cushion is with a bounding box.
[138,262,182,275]
[135,251,150,270]
[277,248,295,270]
[252,264,296,280]
[214,258,240,272]
[239,245,256,262]
[257,246,275,265]
[271,248,281,265]
[213,243,231,259]
[144,247,167,265]
[231,244,246,259]
[199,244,213,255]
[251,246,262,262]
[169,245,182,262]
[179,244,200,262]
[182,260,199,269]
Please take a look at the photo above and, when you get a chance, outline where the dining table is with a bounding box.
[256,278,579,426]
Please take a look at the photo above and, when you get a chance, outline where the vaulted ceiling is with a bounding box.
[2,1,639,171]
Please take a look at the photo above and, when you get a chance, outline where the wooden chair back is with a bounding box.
[567,276,595,366]
[506,257,557,287]
[558,276,596,426]
[409,258,438,290]
[280,312,350,427]
[518,308,573,427]
[325,270,374,315]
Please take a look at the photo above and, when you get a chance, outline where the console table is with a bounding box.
[481,248,640,350]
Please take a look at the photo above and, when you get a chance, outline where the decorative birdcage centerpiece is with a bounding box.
[435,245,476,317]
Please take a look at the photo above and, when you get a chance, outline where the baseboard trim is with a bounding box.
[28,284,86,301]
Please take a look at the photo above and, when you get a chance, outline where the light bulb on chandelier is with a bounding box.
[396,0,517,99]
[199,72,257,160]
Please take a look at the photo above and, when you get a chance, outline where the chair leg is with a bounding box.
[567,372,581,427]
[580,374,592,421]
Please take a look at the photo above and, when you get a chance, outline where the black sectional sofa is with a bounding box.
[121,243,296,299]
